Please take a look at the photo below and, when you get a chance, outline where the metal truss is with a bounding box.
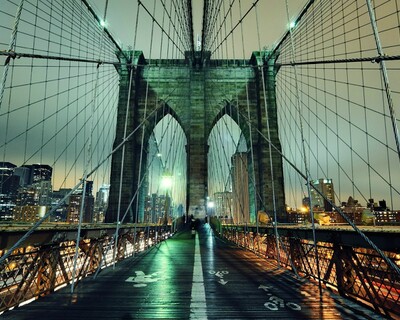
[0,226,171,312]
[222,227,400,319]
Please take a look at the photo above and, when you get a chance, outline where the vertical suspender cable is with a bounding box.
[74,0,80,186]
[113,1,141,267]
[340,0,355,199]
[330,2,341,206]
[239,0,258,232]
[135,0,157,224]
[41,1,53,173]
[64,0,73,188]
[71,0,109,293]
[0,0,24,110]
[284,0,322,297]
[355,1,372,207]
[52,0,65,191]
[229,0,246,232]
[0,0,24,190]
[24,1,38,166]
[365,0,400,163]
[255,2,281,267]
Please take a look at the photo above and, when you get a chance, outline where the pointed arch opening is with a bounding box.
[144,114,187,223]
[207,114,255,224]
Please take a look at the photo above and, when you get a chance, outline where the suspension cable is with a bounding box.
[285,0,323,297]
[71,0,109,293]
[365,0,400,162]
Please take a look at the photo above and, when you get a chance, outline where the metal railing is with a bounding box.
[215,222,400,319]
[0,225,172,312]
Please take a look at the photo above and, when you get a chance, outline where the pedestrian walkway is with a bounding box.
[1,223,378,319]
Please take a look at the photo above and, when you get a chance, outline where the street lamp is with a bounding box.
[207,200,215,212]
[206,200,215,223]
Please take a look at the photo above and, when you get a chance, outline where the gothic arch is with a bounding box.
[208,101,251,149]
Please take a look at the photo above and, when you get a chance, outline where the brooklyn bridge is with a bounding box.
[0,0,400,318]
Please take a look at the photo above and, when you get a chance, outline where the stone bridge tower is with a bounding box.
[106,50,286,223]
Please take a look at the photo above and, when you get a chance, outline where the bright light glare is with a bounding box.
[161,175,173,189]
[289,21,296,29]
[100,19,107,27]
[207,201,215,208]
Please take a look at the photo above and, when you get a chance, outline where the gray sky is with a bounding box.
[87,0,308,58]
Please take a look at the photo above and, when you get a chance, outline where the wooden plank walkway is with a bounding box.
[1,223,380,319]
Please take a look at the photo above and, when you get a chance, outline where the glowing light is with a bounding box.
[161,172,173,189]
[207,201,215,208]
[100,19,107,28]
[156,153,162,157]
[289,21,296,29]
[19,297,36,307]
[7,261,17,271]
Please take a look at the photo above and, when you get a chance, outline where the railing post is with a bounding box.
[289,238,302,271]
[333,244,356,296]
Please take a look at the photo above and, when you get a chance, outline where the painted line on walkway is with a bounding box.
[190,232,208,319]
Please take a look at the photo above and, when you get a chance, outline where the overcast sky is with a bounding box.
[87,0,308,58]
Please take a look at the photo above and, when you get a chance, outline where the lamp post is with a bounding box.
[161,171,173,225]
[206,200,214,224]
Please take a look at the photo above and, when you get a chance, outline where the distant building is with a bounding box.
[368,198,396,223]
[143,193,158,223]
[32,180,53,206]
[50,189,71,222]
[14,166,31,186]
[0,161,16,177]
[96,184,109,206]
[143,194,152,223]
[12,163,53,186]
[1,175,20,195]
[0,162,17,193]
[0,194,15,220]
[310,179,335,211]
[95,184,110,222]
[85,180,93,196]
[52,188,73,205]
[16,186,38,206]
[13,205,49,222]
[67,193,95,223]
[157,194,169,224]
[143,193,172,224]
[231,152,250,224]
[30,164,52,183]
[67,181,94,223]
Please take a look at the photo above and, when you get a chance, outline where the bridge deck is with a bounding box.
[1,224,378,319]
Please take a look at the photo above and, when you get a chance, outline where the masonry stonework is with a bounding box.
[106,51,287,223]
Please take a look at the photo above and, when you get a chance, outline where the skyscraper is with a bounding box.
[310,179,335,211]
[30,164,52,183]
[95,184,110,209]
[94,184,110,222]
[67,181,94,223]
[14,166,31,186]
[0,162,17,193]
